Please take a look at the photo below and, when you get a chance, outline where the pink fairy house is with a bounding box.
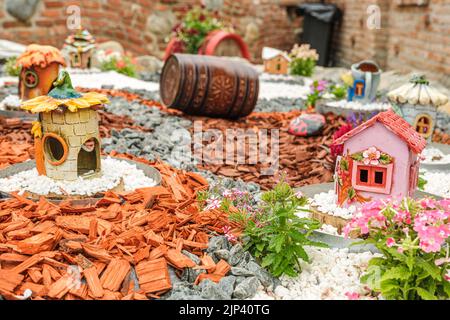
[333,109,427,207]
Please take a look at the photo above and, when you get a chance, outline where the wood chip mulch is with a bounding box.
[188,111,345,190]
[0,154,237,300]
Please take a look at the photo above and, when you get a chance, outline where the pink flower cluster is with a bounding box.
[344,197,450,254]
[222,226,237,242]
[222,188,248,201]
[343,199,387,237]
[414,199,450,253]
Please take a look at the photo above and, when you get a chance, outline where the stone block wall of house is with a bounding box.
[0,0,448,82]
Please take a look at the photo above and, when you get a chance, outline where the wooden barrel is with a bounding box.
[198,30,251,60]
[160,54,259,119]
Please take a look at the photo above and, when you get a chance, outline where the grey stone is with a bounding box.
[230,267,253,277]
[199,279,230,300]
[245,261,273,288]
[218,276,236,297]
[181,268,205,284]
[6,0,40,23]
[167,292,204,300]
[234,276,247,285]
[214,249,230,261]
[232,277,260,299]
[135,55,163,73]
[229,244,245,266]
[146,11,176,36]
[234,251,252,269]
[203,0,224,11]
[164,281,202,300]
[168,266,183,286]
[207,236,228,253]
[182,250,201,265]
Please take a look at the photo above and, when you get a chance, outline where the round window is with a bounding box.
[43,133,68,166]
[24,70,39,88]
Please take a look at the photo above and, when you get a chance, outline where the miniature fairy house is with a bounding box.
[387,75,448,142]
[333,109,426,207]
[21,70,109,181]
[16,44,66,101]
[262,47,290,75]
[62,28,96,69]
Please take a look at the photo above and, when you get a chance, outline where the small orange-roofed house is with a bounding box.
[16,44,66,101]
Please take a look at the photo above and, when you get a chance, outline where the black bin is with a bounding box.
[289,3,341,67]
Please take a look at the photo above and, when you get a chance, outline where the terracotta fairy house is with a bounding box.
[21,70,109,181]
[62,28,96,69]
[333,109,426,207]
[262,47,290,75]
[387,75,448,142]
[16,44,66,101]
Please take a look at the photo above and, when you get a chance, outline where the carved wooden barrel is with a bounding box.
[160,54,259,119]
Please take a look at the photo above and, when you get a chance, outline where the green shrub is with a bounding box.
[4,56,21,77]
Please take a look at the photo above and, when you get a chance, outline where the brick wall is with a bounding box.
[325,0,449,84]
[0,0,298,62]
[0,0,449,83]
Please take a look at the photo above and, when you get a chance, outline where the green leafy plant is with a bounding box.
[329,84,347,99]
[288,44,319,77]
[173,7,224,54]
[198,181,325,277]
[231,181,325,277]
[344,198,450,300]
[418,174,427,191]
[100,55,137,78]
[4,56,21,77]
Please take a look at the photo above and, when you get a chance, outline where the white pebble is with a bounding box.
[0,157,156,196]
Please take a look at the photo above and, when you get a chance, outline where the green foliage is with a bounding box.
[100,56,137,78]
[329,84,347,99]
[234,181,326,277]
[175,7,224,54]
[4,56,21,77]
[352,199,450,300]
[361,249,449,300]
[289,58,316,77]
[418,175,427,191]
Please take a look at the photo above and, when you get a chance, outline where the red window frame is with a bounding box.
[356,166,388,188]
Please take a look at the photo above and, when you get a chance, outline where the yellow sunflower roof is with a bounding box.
[21,92,110,113]
[20,70,109,113]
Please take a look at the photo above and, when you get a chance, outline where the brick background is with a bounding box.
[0,0,448,84]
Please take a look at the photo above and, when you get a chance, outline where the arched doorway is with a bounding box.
[77,137,100,178]
[414,114,433,138]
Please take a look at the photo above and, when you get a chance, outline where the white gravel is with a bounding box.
[0,157,156,196]
[249,247,377,300]
[259,78,312,100]
[420,168,450,198]
[0,94,21,110]
[70,71,159,91]
[326,99,391,111]
[309,190,356,220]
[421,147,450,165]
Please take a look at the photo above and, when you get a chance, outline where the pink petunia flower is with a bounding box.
[345,292,361,300]
[362,146,381,165]
[386,238,396,248]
